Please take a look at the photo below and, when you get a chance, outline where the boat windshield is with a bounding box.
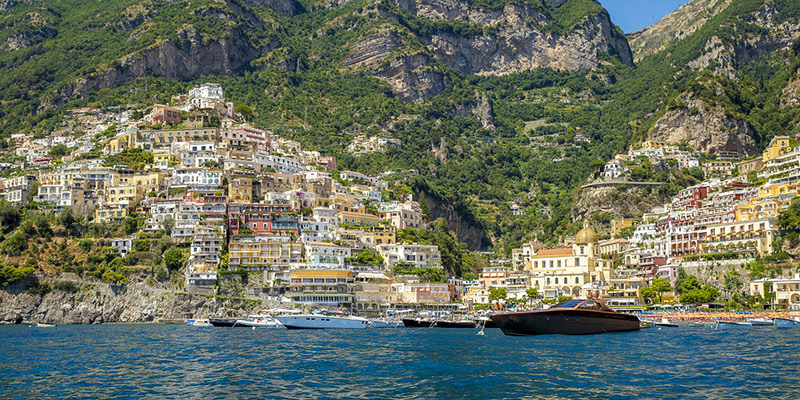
[550,300,583,309]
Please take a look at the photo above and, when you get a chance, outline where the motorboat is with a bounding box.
[35,323,56,328]
[434,320,477,328]
[490,300,640,336]
[235,315,282,328]
[774,317,800,329]
[746,318,773,326]
[186,319,212,327]
[715,321,752,330]
[402,318,435,328]
[654,318,678,328]
[276,314,369,329]
[370,318,403,328]
[209,318,240,327]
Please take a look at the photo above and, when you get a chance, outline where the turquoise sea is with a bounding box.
[1,324,799,399]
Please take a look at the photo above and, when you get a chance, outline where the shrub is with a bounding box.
[53,281,80,293]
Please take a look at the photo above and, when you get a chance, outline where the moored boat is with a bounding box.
[402,318,434,328]
[35,323,56,328]
[774,317,800,329]
[490,300,640,336]
[186,319,212,327]
[235,315,282,328]
[276,314,369,329]
[434,320,477,328]
[715,321,752,330]
[209,318,239,327]
[746,318,773,326]
[654,318,678,328]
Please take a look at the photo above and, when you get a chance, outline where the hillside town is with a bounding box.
[2,83,799,313]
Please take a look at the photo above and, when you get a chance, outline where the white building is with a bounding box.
[377,244,442,270]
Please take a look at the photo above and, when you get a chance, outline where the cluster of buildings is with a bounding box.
[0,83,469,312]
[603,141,700,180]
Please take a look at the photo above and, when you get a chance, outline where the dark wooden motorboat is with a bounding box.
[209,318,239,327]
[402,318,433,328]
[491,300,640,336]
[435,320,477,328]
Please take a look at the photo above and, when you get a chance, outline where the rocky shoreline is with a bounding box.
[0,274,259,325]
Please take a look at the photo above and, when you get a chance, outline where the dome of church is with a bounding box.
[575,222,597,244]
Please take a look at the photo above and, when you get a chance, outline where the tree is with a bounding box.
[778,197,800,230]
[489,287,507,302]
[48,144,70,157]
[163,247,186,271]
[641,287,657,304]
[650,278,672,303]
[354,249,383,265]
[162,217,175,236]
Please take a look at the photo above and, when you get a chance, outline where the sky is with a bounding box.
[598,0,693,33]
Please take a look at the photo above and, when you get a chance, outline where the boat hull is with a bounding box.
[746,318,773,326]
[774,317,800,328]
[435,320,477,328]
[276,315,369,329]
[716,321,752,330]
[491,309,640,336]
[402,318,433,328]
[209,318,239,327]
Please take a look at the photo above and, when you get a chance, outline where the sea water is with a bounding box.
[1,324,798,399]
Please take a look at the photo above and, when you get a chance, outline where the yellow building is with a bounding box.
[95,202,128,223]
[104,131,137,154]
[354,272,396,312]
[610,218,633,237]
[228,237,304,271]
[228,175,252,204]
[337,211,381,227]
[762,136,792,163]
[288,269,354,306]
[525,222,612,300]
[737,182,799,222]
[106,185,139,204]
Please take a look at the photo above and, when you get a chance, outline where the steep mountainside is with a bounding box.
[1,0,800,252]
[628,0,733,61]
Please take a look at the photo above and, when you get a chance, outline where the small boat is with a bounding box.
[36,323,56,328]
[654,318,678,328]
[491,299,641,336]
[370,318,403,328]
[209,318,239,327]
[640,321,654,328]
[774,317,800,329]
[434,320,477,328]
[276,314,369,329]
[234,315,282,328]
[186,319,212,327]
[715,321,752,330]
[402,318,435,328]
[746,318,773,326]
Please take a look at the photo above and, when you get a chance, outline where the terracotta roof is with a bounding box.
[533,248,573,257]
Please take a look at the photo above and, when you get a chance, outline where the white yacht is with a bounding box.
[186,319,212,327]
[276,314,369,329]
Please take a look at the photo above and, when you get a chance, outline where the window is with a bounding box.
[575,258,580,266]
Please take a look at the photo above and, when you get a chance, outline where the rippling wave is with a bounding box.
[1,325,799,399]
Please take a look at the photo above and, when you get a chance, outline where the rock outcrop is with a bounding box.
[572,185,666,224]
[61,27,267,99]
[628,0,733,61]
[418,192,488,250]
[0,275,260,325]
[647,97,757,156]
[781,71,800,109]
[393,0,633,75]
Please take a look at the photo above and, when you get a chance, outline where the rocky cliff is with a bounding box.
[399,0,633,75]
[628,0,732,61]
[571,184,666,224]
[61,27,267,99]
[338,0,632,101]
[0,275,260,325]
[418,192,488,250]
[647,95,757,156]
